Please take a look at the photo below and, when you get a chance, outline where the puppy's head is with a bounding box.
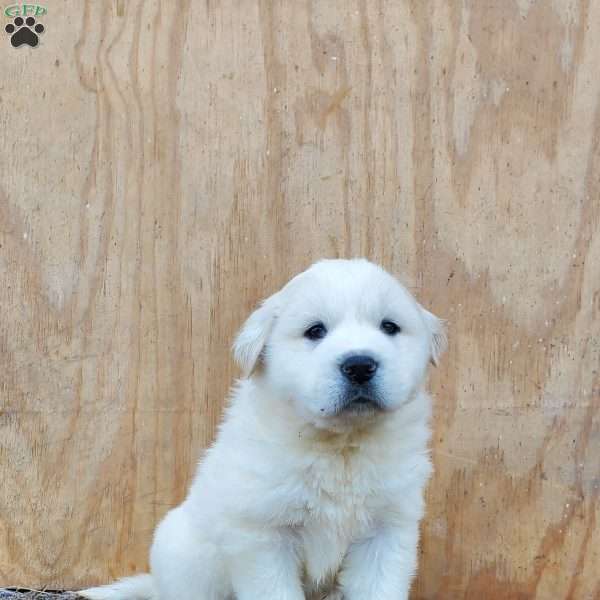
[234,259,446,428]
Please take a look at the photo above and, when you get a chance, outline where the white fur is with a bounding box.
[81,259,446,600]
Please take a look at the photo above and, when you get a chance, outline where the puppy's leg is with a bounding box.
[338,523,419,600]
[150,507,230,600]
[228,531,304,600]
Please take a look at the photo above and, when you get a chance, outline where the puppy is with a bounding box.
[81,258,446,600]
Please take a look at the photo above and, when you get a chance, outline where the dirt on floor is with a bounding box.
[0,591,84,600]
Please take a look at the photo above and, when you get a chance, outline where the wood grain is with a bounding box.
[0,1,598,597]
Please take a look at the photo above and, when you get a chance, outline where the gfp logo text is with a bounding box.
[4,4,46,17]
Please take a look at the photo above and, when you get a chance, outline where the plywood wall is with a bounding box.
[0,1,598,598]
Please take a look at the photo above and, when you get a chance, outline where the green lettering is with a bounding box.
[4,5,19,17]
[22,4,35,15]
[34,5,46,16]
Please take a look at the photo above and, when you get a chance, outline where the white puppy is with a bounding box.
[81,258,446,600]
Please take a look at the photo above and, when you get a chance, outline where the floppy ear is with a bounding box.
[421,307,447,367]
[233,292,280,377]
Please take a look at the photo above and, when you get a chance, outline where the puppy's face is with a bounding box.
[234,259,445,429]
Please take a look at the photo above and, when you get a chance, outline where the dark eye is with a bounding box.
[381,320,401,336]
[304,322,327,341]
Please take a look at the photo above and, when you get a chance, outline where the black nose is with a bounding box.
[340,355,378,384]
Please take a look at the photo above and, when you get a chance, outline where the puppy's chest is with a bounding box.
[294,452,381,582]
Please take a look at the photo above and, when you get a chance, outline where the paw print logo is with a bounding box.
[5,16,45,48]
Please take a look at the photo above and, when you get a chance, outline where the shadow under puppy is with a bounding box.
[81,258,446,600]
